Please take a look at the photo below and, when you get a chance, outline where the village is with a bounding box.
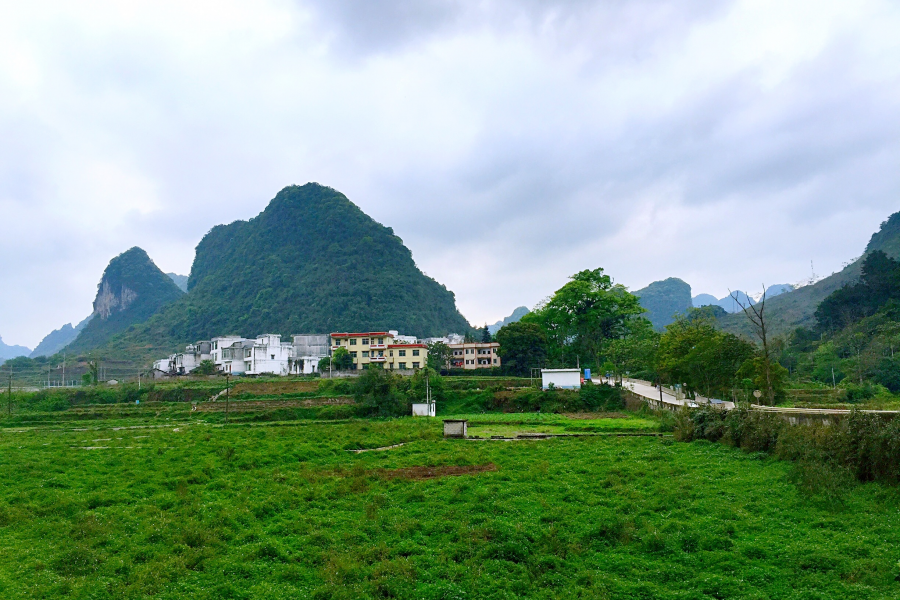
[151,330,502,377]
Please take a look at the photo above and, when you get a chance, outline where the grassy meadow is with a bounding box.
[1,407,900,599]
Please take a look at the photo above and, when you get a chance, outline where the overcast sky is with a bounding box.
[2,0,900,348]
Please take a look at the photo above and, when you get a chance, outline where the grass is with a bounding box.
[2,410,900,598]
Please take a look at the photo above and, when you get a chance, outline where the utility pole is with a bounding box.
[832,366,836,389]
[62,353,66,388]
[225,374,230,424]
[8,367,12,416]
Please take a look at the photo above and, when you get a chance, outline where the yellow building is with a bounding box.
[330,332,428,371]
[448,342,501,370]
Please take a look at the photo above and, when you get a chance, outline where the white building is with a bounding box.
[541,368,583,390]
[389,330,419,344]
[245,334,293,375]
[290,334,330,375]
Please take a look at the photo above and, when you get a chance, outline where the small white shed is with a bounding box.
[412,403,436,417]
[541,368,582,390]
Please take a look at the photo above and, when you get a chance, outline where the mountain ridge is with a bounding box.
[87,184,473,362]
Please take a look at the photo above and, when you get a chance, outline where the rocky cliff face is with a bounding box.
[94,281,139,319]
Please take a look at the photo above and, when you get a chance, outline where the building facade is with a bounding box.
[330,331,428,371]
[448,342,501,370]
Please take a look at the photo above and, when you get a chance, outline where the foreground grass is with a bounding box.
[1,418,899,599]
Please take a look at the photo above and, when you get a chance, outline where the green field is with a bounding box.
[2,411,900,599]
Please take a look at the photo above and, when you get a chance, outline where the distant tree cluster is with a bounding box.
[816,250,900,331]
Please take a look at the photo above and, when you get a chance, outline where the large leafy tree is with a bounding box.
[426,341,452,371]
[525,268,646,367]
[495,322,548,376]
[657,313,757,401]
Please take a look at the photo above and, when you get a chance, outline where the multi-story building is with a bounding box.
[290,334,330,375]
[330,331,428,371]
[448,342,501,370]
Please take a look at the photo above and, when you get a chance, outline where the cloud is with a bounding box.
[1,0,900,347]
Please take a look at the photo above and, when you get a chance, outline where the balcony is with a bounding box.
[370,344,386,349]
[370,356,386,362]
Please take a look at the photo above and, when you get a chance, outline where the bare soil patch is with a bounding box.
[231,381,319,395]
[564,412,629,419]
[194,398,354,412]
[333,463,497,480]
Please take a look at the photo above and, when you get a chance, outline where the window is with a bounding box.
[378,337,384,344]
[412,349,420,356]
[399,350,406,357]
[398,362,407,369]
[493,359,497,364]
[271,355,275,360]
[362,338,369,345]
[378,351,384,357]
[350,352,357,358]
[362,351,369,357]
[412,362,420,369]
[350,339,356,346]
[389,350,393,356]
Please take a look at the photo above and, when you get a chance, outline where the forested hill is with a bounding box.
[719,211,900,338]
[634,278,692,330]
[95,184,472,361]
[66,248,185,353]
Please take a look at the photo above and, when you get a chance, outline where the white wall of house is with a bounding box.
[245,335,292,375]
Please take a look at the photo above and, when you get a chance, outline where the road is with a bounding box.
[594,377,735,410]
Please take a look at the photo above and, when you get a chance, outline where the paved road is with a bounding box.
[594,377,735,410]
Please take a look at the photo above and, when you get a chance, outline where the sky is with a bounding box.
[2,0,900,348]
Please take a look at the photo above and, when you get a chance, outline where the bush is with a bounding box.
[677,404,900,486]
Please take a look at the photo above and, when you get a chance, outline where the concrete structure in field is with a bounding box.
[541,368,582,390]
[448,341,500,370]
[330,331,428,371]
[443,419,468,438]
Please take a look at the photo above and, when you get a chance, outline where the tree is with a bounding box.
[496,322,548,376]
[426,341,452,371]
[464,331,476,343]
[354,364,407,417]
[731,287,776,405]
[192,359,218,375]
[657,314,756,400]
[525,268,646,367]
[481,324,492,343]
[330,347,353,371]
[604,318,659,381]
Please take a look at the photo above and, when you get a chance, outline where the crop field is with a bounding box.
[2,409,900,599]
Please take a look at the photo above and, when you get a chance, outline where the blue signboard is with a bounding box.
[584,368,591,381]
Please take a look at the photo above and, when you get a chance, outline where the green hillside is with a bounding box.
[719,211,900,339]
[633,277,692,330]
[97,184,472,362]
[66,248,185,354]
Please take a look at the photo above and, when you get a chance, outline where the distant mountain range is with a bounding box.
[488,306,530,334]
[0,336,31,364]
[718,211,900,338]
[167,273,189,292]
[30,316,91,358]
